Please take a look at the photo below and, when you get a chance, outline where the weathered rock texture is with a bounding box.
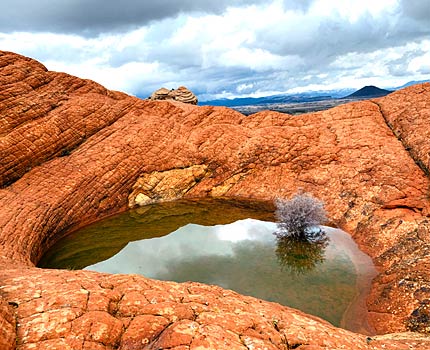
[149,86,198,104]
[1,50,430,348]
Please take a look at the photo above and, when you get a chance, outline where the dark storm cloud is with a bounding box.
[401,0,430,25]
[0,0,283,36]
[252,4,430,74]
[1,0,427,100]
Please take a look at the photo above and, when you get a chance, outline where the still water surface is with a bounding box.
[39,199,376,332]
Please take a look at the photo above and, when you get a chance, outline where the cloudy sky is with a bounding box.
[1,0,429,101]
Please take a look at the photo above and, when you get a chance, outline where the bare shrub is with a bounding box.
[275,192,327,241]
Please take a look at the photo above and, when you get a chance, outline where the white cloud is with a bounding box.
[236,83,254,93]
[46,60,163,95]
[0,0,428,101]
[310,0,398,22]
[407,40,430,75]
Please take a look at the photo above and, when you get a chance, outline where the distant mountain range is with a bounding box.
[199,80,429,107]
[200,91,349,107]
[200,93,335,107]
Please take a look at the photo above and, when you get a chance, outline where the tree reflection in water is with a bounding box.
[275,233,329,274]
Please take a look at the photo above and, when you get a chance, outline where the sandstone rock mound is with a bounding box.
[149,87,171,100]
[150,85,198,104]
[1,51,430,349]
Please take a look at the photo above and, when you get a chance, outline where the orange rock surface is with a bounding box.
[1,51,430,349]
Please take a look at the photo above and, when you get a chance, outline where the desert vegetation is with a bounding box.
[274,192,328,242]
[274,192,329,273]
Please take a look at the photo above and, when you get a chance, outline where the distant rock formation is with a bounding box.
[150,86,198,104]
[345,85,392,98]
[149,87,171,100]
[1,51,430,349]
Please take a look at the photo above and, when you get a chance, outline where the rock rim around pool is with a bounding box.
[39,199,378,334]
[1,51,430,349]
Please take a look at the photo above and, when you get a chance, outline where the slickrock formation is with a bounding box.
[1,50,430,349]
[150,86,198,104]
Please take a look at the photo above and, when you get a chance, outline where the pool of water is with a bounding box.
[39,199,376,333]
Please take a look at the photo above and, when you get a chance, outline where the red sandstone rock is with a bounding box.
[0,297,15,350]
[374,83,430,179]
[1,51,430,349]
[0,51,132,188]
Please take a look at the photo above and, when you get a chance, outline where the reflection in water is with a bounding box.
[84,219,374,330]
[275,235,329,274]
[38,199,376,333]
[38,199,274,269]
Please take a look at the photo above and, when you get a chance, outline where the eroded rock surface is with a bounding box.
[0,296,15,350]
[1,51,430,348]
[149,86,198,104]
[129,165,208,207]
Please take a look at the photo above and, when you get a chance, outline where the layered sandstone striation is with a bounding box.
[149,86,198,104]
[1,50,430,348]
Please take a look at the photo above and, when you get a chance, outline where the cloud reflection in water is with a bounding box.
[85,219,373,327]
